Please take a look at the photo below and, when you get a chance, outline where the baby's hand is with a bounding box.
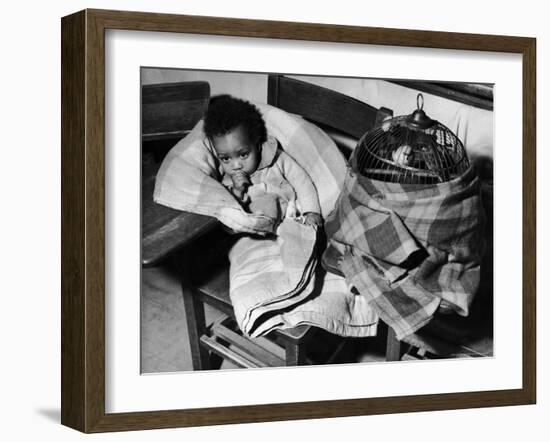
[231,170,251,191]
[231,186,250,205]
[303,212,322,227]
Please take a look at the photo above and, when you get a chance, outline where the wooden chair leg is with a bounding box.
[181,282,211,370]
[386,325,403,361]
[284,342,306,366]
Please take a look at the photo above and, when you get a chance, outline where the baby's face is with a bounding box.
[212,125,260,177]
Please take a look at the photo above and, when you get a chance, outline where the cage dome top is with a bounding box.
[351,93,470,184]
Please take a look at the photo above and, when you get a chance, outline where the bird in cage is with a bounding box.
[392,144,413,166]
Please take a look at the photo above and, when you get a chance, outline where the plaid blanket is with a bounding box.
[324,166,486,340]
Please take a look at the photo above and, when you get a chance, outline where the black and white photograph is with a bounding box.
[140,68,494,373]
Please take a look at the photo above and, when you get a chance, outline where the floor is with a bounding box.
[140,258,494,374]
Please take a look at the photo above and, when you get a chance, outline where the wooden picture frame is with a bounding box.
[61,8,536,433]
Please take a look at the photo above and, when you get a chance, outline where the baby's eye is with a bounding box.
[219,157,230,163]
[239,152,249,159]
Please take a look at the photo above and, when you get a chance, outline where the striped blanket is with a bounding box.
[229,220,319,336]
[154,103,379,337]
[324,166,486,340]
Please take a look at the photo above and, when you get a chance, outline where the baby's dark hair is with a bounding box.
[204,95,267,146]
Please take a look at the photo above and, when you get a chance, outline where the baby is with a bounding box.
[203,95,322,227]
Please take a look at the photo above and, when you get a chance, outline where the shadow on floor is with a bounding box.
[35,408,60,423]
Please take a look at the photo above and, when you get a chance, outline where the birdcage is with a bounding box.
[351,94,470,184]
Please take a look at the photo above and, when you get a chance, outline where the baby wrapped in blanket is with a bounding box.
[154,98,380,337]
[204,95,322,230]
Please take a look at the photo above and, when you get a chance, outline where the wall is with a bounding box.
[1,1,547,442]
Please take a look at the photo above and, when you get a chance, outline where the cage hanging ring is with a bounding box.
[417,93,424,110]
